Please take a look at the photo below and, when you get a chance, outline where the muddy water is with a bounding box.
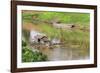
[38,45,89,61]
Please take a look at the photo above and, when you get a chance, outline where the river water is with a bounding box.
[38,45,89,61]
[29,30,89,61]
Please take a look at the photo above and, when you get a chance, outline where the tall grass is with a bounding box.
[31,23,90,51]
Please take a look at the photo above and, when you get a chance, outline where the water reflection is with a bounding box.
[31,44,89,61]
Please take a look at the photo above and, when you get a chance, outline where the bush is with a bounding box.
[22,40,48,62]
[22,39,27,47]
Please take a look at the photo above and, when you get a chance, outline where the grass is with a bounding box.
[39,24,89,49]
[22,11,90,26]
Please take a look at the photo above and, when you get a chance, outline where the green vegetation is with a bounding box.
[37,24,89,51]
[22,11,90,26]
[22,10,90,60]
[22,40,48,62]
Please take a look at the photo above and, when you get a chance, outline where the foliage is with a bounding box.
[22,40,48,62]
[22,38,27,47]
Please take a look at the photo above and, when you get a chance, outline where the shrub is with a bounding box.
[22,40,48,62]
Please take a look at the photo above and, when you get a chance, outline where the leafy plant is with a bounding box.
[22,39,27,47]
[22,40,48,62]
[22,47,47,62]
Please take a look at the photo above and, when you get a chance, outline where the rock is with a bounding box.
[29,30,46,43]
[51,38,60,44]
